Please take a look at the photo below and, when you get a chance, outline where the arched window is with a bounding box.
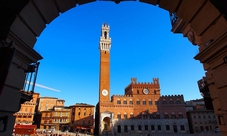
[117,99,121,104]
[145,125,148,130]
[155,100,158,105]
[164,112,169,119]
[123,99,127,105]
[143,113,147,119]
[130,113,134,118]
[158,125,161,130]
[176,99,181,104]
[181,125,185,130]
[117,113,121,119]
[169,99,174,105]
[179,112,183,118]
[131,125,134,131]
[156,113,160,119]
[104,31,107,39]
[124,125,128,132]
[143,99,146,105]
[171,112,176,119]
[129,99,133,105]
[149,99,152,105]
[124,113,127,119]
[136,99,140,105]
[162,100,167,105]
[138,125,142,130]
[166,125,170,130]
[151,125,155,130]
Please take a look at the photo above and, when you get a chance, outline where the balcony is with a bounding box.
[20,62,40,104]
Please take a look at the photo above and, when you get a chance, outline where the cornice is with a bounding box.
[194,31,227,63]
[8,31,43,63]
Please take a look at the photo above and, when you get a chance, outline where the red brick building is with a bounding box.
[39,106,70,131]
[95,23,188,135]
[69,103,95,134]
[14,92,40,125]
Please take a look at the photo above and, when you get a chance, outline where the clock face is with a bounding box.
[143,88,149,94]
[102,89,108,96]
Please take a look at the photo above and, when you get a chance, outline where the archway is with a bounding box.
[1,1,227,136]
[117,125,121,133]
[173,125,178,133]
[103,117,111,131]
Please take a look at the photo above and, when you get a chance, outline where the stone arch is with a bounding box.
[1,0,227,135]
[173,124,178,133]
[130,125,134,131]
[117,125,121,133]
[103,117,111,131]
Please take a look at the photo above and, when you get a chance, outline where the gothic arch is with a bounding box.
[1,0,227,135]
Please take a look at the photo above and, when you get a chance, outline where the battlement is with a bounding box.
[112,94,133,97]
[102,23,110,28]
[130,77,159,85]
[161,94,183,97]
[137,82,153,84]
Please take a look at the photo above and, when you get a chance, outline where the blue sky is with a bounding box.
[34,1,204,106]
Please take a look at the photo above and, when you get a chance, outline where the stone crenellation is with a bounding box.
[131,78,160,85]
[112,94,133,97]
[161,94,183,97]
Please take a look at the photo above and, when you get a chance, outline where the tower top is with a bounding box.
[99,23,111,51]
[102,23,110,28]
[130,78,159,85]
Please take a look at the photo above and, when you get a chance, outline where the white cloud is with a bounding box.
[26,81,61,92]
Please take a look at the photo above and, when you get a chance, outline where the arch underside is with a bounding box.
[1,0,227,136]
[0,0,226,49]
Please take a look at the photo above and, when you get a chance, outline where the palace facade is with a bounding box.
[13,92,40,125]
[95,23,188,136]
[69,103,95,134]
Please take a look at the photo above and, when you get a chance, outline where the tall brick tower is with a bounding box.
[95,23,112,135]
[99,23,111,102]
